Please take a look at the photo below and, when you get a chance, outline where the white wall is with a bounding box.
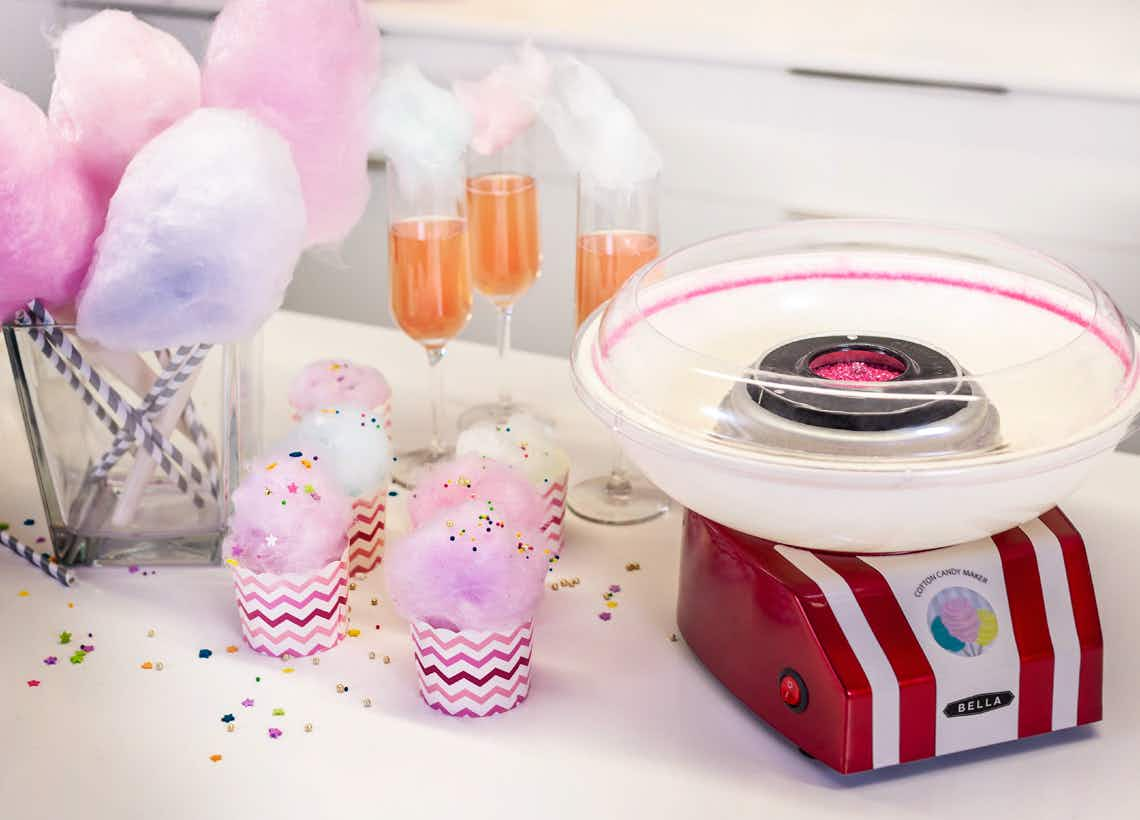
[1,0,58,106]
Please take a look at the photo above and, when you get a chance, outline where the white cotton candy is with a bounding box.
[279,407,392,499]
[456,414,568,487]
[539,57,661,188]
[370,64,472,198]
[76,108,306,352]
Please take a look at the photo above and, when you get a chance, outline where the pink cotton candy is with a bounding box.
[454,43,550,155]
[203,0,380,246]
[0,85,101,321]
[386,500,552,631]
[408,454,546,533]
[49,10,201,204]
[288,359,391,414]
[224,450,352,574]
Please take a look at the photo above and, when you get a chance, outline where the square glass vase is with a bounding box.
[3,321,259,566]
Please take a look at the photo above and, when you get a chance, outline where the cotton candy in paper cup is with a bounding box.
[288,359,392,424]
[412,620,533,717]
[347,490,387,576]
[233,551,348,657]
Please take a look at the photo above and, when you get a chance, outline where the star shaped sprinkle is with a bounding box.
[265,534,278,548]
[241,698,254,707]
[59,631,71,645]
[43,656,57,666]
[268,728,282,739]
[287,482,298,494]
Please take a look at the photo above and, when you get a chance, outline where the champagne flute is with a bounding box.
[457,128,543,430]
[387,161,473,487]
[566,171,670,524]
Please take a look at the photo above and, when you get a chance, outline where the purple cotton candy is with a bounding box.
[75,108,306,351]
[288,359,390,415]
[203,0,380,246]
[0,85,102,321]
[385,500,551,631]
[224,451,352,575]
[49,10,201,204]
[408,454,546,533]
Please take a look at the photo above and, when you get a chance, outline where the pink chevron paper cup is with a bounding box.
[538,469,569,553]
[233,552,349,657]
[347,490,387,576]
[411,620,534,717]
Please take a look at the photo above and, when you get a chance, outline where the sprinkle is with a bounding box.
[59,631,72,645]
[268,728,282,739]
[347,628,361,638]
[625,562,641,572]
[598,612,612,621]
[221,714,235,723]
[209,754,222,763]
[312,657,320,666]
[368,651,376,660]
[241,698,254,708]
[282,667,295,674]
[141,662,153,669]
[224,558,239,568]
[370,597,378,606]
[128,565,140,574]
[348,582,357,591]
[27,680,40,687]
[155,662,164,671]
[80,644,94,653]
[23,518,35,526]
[609,584,622,593]
[382,655,390,665]
[226,645,238,654]
[605,601,618,609]
[336,684,347,694]
[670,633,679,642]
[255,677,261,683]
[288,451,303,458]
[17,590,29,597]
[198,649,212,659]
[226,724,234,733]
[272,708,285,716]
[147,629,156,637]
[69,650,86,664]
[304,723,313,733]
[43,656,57,665]
[362,697,372,708]
[68,602,74,608]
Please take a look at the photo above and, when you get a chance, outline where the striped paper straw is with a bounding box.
[15,303,210,508]
[1,529,76,588]
[88,344,211,482]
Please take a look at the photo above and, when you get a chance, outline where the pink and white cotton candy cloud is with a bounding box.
[203,0,380,246]
[0,85,102,321]
[224,450,352,575]
[49,10,201,205]
[407,454,546,533]
[288,359,391,416]
[453,43,550,155]
[76,108,307,352]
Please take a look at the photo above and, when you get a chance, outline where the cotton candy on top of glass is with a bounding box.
[453,42,550,155]
[203,0,380,246]
[279,407,392,498]
[224,450,351,574]
[408,454,546,533]
[539,57,661,188]
[289,359,391,415]
[456,413,569,487]
[370,64,472,199]
[76,108,306,352]
[0,85,102,321]
[386,499,553,631]
[49,10,201,205]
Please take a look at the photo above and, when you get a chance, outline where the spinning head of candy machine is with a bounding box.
[571,221,1139,773]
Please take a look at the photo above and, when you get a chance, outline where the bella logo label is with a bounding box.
[943,691,1015,718]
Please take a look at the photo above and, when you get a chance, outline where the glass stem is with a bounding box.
[605,444,634,500]
[496,305,514,410]
[427,347,445,457]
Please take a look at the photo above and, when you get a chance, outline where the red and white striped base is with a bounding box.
[233,553,349,658]
[347,491,386,576]
[679,508,1103,773]
[411,621,533,717]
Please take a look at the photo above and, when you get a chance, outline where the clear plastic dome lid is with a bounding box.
[574,221,1140,470]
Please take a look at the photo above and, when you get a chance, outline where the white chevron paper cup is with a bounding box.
[411,621,534,717]
[233,552,349,658]
[538,468,569,553]
[347,491,387,576]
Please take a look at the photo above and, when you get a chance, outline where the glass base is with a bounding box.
[456,400,555,432]
[392,445,455,489]
[566,474,670,525]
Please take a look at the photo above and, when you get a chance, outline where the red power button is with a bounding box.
[779,669,808,712]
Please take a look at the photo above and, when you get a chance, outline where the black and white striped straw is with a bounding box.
[1,529,76,588]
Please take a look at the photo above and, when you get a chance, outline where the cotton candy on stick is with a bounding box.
[454,42,550,155]
[370,64,472,199]
[77,107,307,525]
[49,10,201,205]
[0,85,101,321]
[203,0,380,245]
[539,57,661,188]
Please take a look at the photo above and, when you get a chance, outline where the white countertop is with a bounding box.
[369,0,1140,100]
[3,310,1140,819]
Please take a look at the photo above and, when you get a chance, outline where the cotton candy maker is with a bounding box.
[570,221,1140,773]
